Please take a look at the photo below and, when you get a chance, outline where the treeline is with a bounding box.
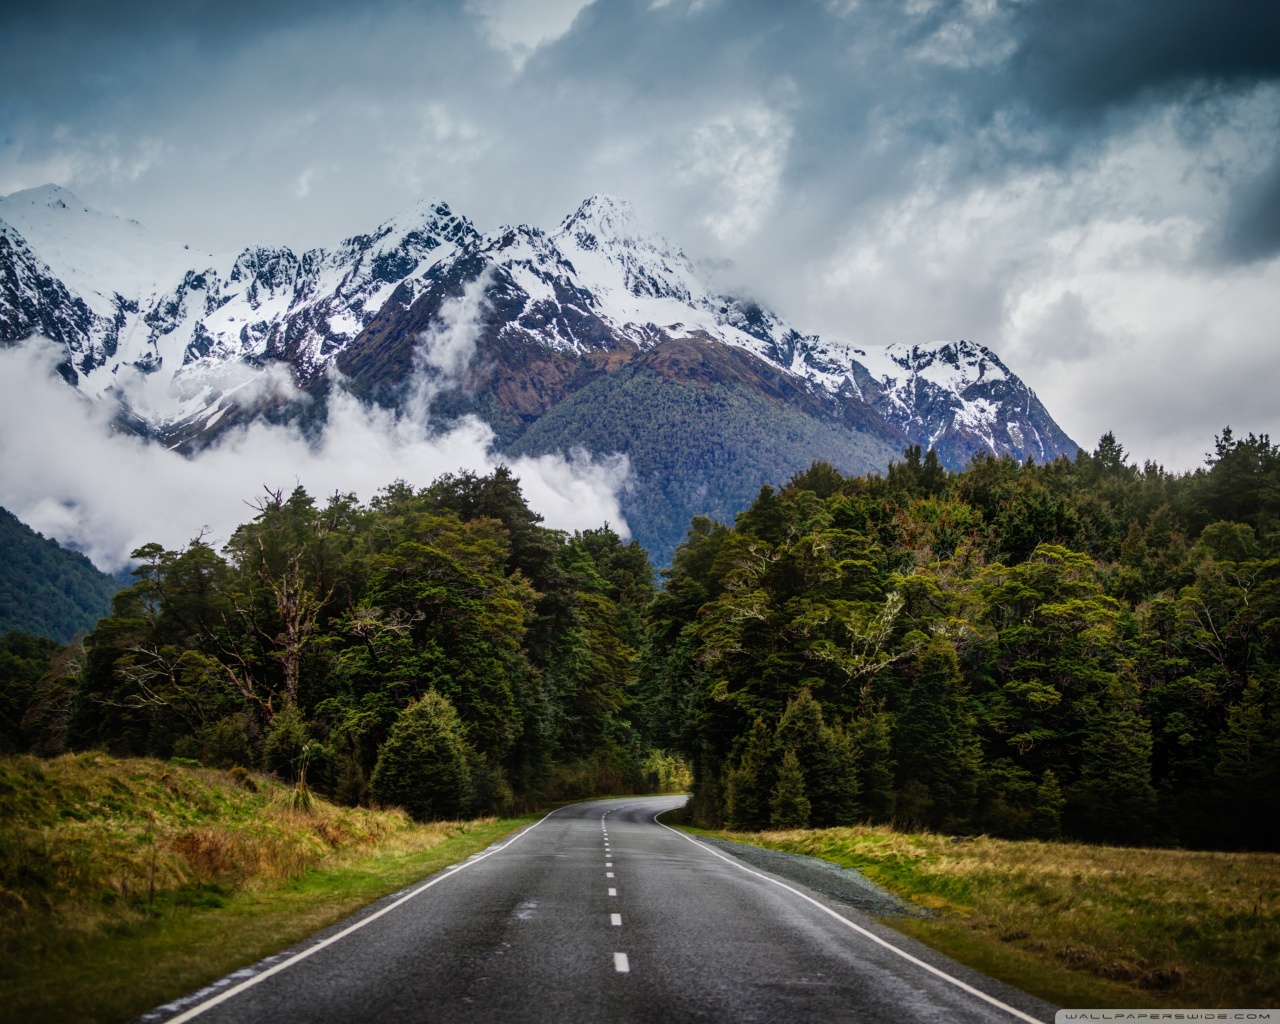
[1,469,685,817]
[639,430,1280,849]
[4,429,1279,848]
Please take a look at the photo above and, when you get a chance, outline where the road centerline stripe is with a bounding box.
[610,913,623,926]
[613,952,630,973]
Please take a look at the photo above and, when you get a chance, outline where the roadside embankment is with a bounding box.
[0,752,532,1024]
[690,823,1280,1010]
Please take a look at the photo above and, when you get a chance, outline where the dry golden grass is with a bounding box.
[0,752,524,1024]
[0,752,478,956]
[715,824,1280,1009]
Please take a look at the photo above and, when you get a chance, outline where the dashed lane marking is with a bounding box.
[611,914,623,927]
[614,952,630,973]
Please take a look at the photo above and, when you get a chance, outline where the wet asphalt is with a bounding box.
[140,796,1057,1024]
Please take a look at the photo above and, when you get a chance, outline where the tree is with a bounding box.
[724,718,773,831]
[773,688,858,827]
[1029,770,1065,840]
[1072,668,1157,844]
[769,749,811,829]
[370,691,473,821]
[893,636,979,828]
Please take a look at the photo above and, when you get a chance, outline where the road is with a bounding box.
[143,796,1056,1024]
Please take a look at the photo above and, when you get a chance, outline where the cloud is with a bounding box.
[466,0,597,69]
[678,106,792,245]
[0,335,631,571]
[0,0,1278,479]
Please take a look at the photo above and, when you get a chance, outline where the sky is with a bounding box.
[1,0,1279,545]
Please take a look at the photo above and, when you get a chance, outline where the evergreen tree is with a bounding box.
[1214,674,1280,848]
[725,718,773,830]
[1030,770,1065,840]
[893,636,979,828]
[852,707,896,821]
[1072,668,1158,844]
[769,749,811,828]
[370,690,473,821]
[773,688,858,826]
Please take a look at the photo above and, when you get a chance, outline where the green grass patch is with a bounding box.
[681,822,1280,1010]
[0,753,536,1024]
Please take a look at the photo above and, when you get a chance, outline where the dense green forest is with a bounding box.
[507,365,899,566]
[641,429,1280,850]
[0,507,123,642]
[2,428,1278,849]
[0,469,677,810]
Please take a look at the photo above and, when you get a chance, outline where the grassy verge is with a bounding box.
[0,753,536,1024]
[682,822,1280,1010]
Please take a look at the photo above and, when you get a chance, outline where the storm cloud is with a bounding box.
[1,0,1278,472]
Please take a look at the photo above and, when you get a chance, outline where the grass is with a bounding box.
[0,752,536,1024]
[686,823,1280,1010]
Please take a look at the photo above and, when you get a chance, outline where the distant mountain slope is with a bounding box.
[506,356,903,564]
[0,186,1079,561]
[0,507,122,641]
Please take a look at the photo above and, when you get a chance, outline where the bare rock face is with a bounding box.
[0,185,1078,559]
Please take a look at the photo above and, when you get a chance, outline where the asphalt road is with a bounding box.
[143,796,1057,1024]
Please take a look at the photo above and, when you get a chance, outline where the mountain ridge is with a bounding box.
[0,185,1079,561]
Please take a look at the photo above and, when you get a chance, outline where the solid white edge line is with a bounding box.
[161,804,572,1024]
[652,811,1044,1024]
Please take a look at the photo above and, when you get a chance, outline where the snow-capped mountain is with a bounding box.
[0,184,476,427]
[0,184,1077,560]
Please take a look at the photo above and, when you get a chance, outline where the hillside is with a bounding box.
[1,186,1078,562]
[507,359,902,564]
[0,506,121,641]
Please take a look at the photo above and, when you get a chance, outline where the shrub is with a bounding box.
[369,691,472,821]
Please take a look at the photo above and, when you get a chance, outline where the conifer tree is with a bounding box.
[1214,674,1280,848]
[370,690,473,821]
[770,749,811,828]
[773,688,851,825]
[1030,769,1065,840]
[852,707,896,821]
[894,636,979,828]
[1073,668,1157,844]
[725,717,773,830]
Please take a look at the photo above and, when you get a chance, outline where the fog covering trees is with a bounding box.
[640,430,1280,850]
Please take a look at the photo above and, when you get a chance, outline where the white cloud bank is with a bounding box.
[0,335,631,571]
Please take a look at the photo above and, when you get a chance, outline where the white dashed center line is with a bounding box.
[606,871,614,878]
[606,861,612,867]
[613,952,630,973]
[608,887,617,896]
[610,913,622,926]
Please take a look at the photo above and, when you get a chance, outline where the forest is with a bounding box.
[1,428,1278,849]
[640,429,1280,850]
[0,469,674,817]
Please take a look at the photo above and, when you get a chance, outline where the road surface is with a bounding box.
[142,796,1056,1024]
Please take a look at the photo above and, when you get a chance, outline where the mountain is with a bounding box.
[0,186,1079,562]
[0,506,124,642]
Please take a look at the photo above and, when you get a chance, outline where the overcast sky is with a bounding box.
[2,0,1279,472]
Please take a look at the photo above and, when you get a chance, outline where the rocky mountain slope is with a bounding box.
[0,185,1078,561]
